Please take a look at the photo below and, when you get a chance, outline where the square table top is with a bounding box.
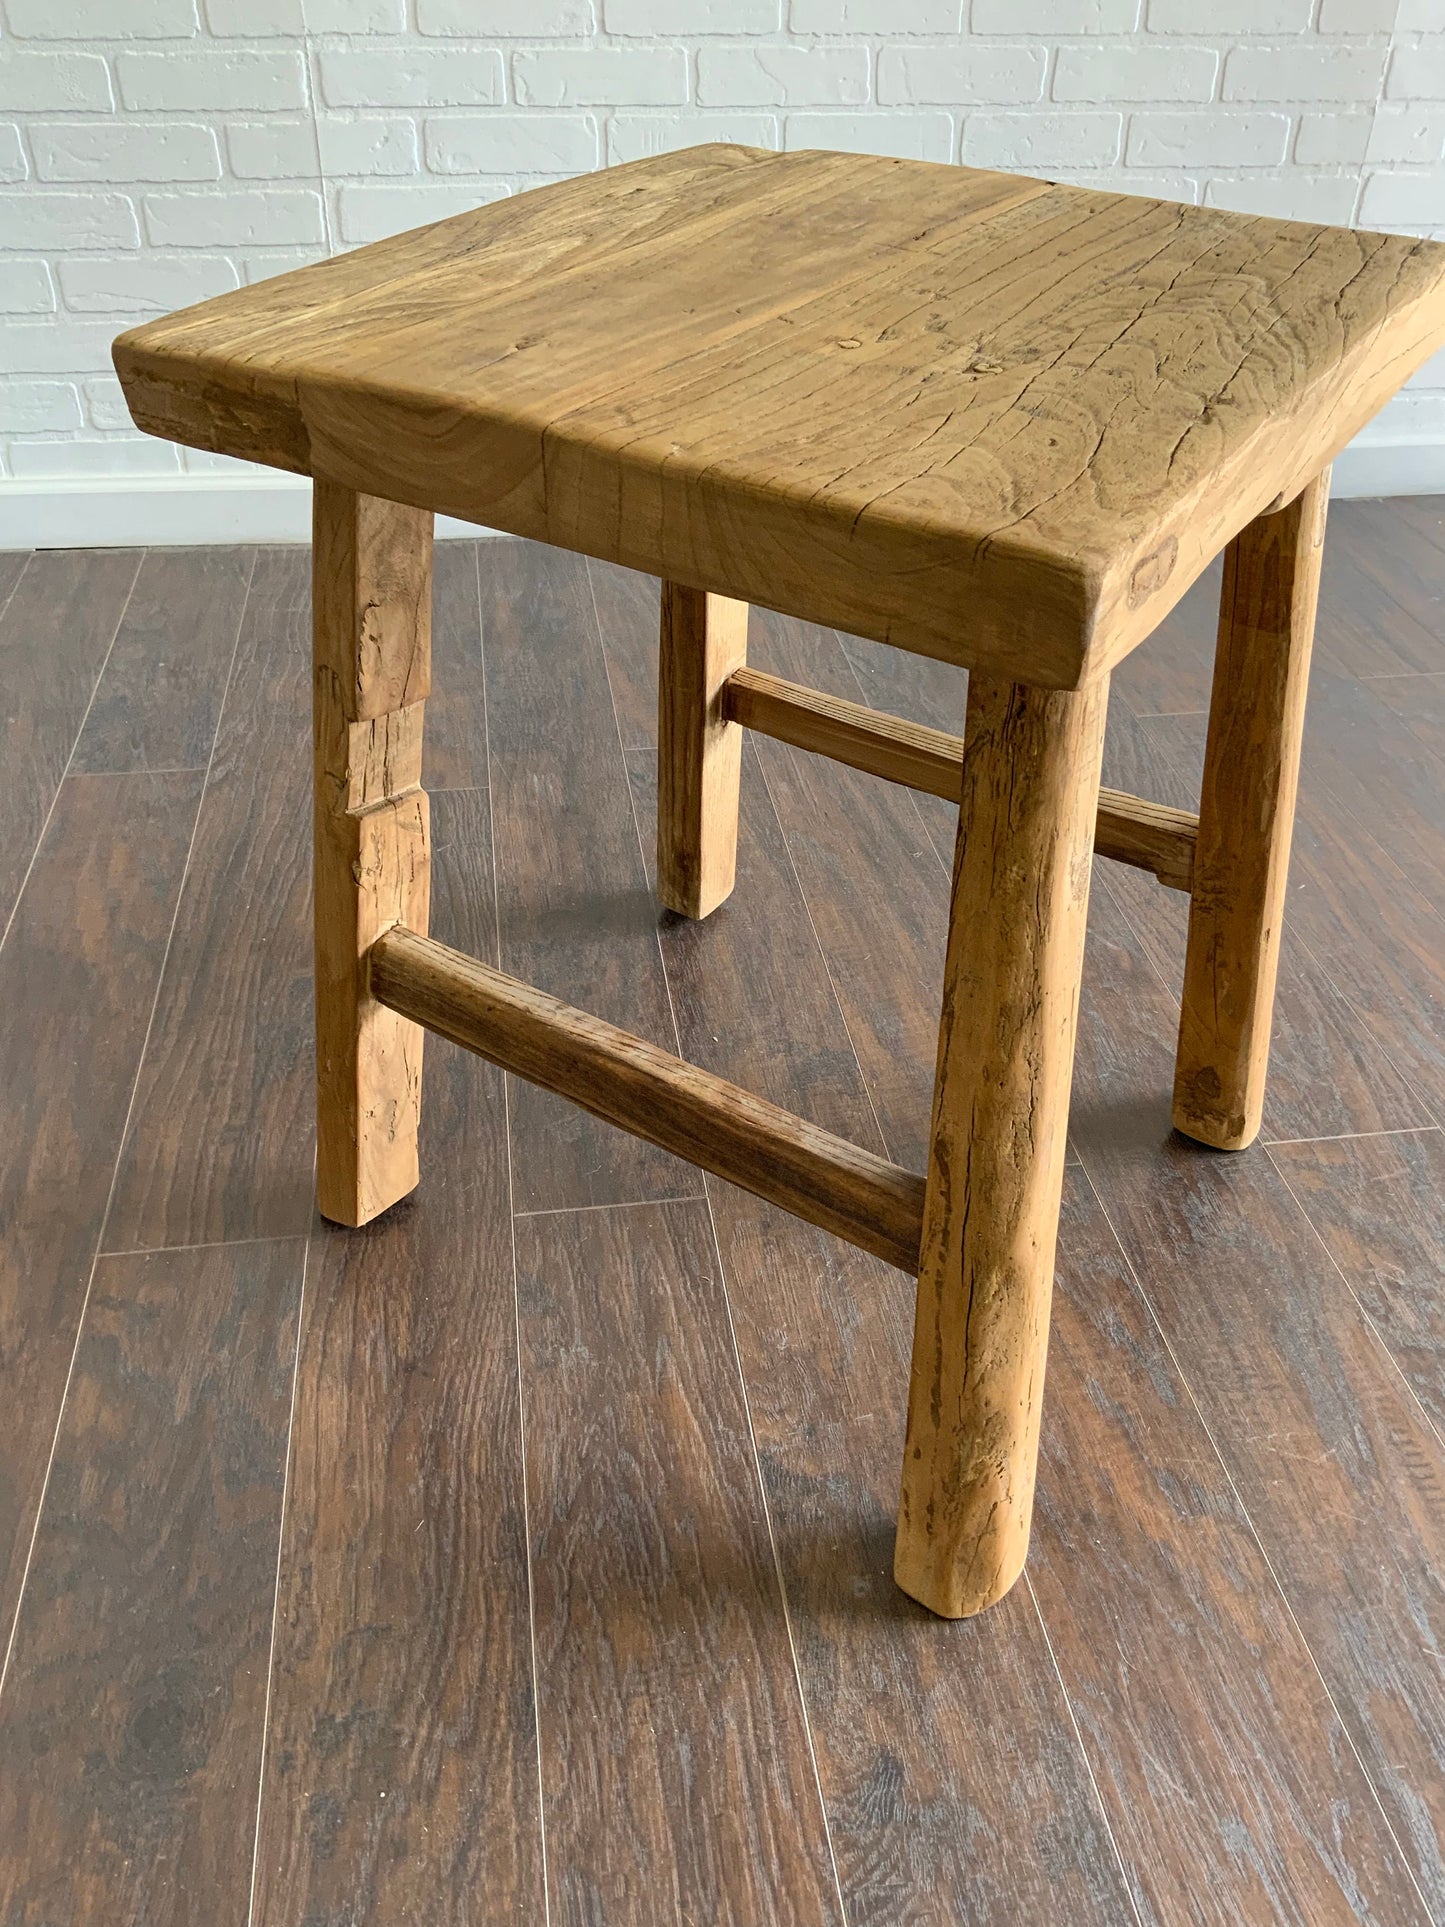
[115,143,1445,689]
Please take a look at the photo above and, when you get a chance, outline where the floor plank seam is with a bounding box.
[1025,1570,1148,1927]
[476,539,552,1925]
[0,549,142,960]
[700,1167,852,1927]
[512,1194,708,1220]
[95,1231,309,1261]
[0,544,254,1708]
[70,761,210,780]
[1263,1143,1445,1462]
[1285,916,1444,1135]
[1262,1125,1444,1149]
[244,1223,312,1927]
[586,555,849,1921]
[0,550,33,630]
[747,735,898,1169]
[1072,1157,1436,1916]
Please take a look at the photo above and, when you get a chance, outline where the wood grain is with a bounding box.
[103,548,317,1250]
[1174,474,1328,1151]
[896,672,1109,1619]
[252,789,547,1927]
[656,578,748,918]
[0,1238,305,1927]
[312,480,433,1227]
[0,545,141,926]
[70,545,253,776]
[515,1199,843,1927]
[0,771,204,1659]
[478,535,687,1211]
[371,922,927,1273]
[116,147,1445,688]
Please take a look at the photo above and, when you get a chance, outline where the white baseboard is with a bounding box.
[1328,437,1445,500]
[1,441,1442,549]
[0,474,497,548]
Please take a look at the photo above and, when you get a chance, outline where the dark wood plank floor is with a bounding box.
[0,501,1441,1925]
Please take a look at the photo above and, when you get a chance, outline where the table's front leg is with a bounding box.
[895,671,1108,1619]
[312,478,433,1227]
[656,580,749,920]
[1173,469,1328,1151]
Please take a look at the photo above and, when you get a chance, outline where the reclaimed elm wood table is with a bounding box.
[114,144,1445,1620]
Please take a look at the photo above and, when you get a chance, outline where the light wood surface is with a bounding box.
[896,672,1109,1620]
[722,662,1196,890]
[1173,472,1328,1151]
[369,922,927,1273]
[657,580,748,918]
[114,145,1445,689]
[312,480,433,1227]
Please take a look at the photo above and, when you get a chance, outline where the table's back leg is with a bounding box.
[896,671,1108,1619]
[1173,470,1328,1152]
[312,478,433,1227]
[656,581,748,920]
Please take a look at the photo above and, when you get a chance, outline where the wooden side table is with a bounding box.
[114,145,1445,1620]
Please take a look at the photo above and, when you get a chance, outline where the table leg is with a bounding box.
[1173,471,1328,1151]
[312,478,433,1227]
[895,672,1108,1619]
[656,580,749,919]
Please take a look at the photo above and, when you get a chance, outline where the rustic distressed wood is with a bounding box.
[312,480,433,1227]
[1173,472,1328,1151]
[722,663,1197,889]
[370,923,926,1274]
[657,579,749,918]
[896,673,1109,1620]
[114,146,1445,690]
[101,146,1445,1677]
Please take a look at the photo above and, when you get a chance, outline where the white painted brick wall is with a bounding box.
[0,0,1441,490]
